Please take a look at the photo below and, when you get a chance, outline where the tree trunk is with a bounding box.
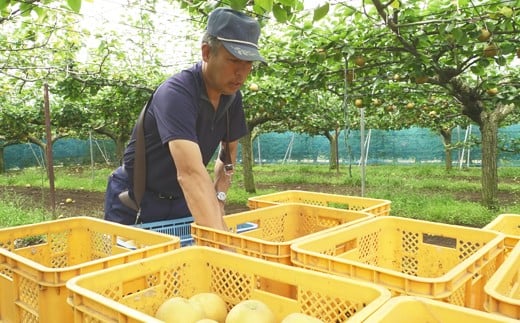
[94,128,128,164]
[327,130,339,172]
[239,133,256,193]
[0,146,4,174]
[115,135,127,164]
[440,128,452,171]
[480,117,499,209]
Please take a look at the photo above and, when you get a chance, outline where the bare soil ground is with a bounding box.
[2,182,517,219]
[2,183,360,219]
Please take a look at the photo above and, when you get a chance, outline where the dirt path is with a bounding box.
[1,182,516,219]
[3,183,346,218]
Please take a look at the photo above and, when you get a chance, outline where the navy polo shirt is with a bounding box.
[123,62,248,195]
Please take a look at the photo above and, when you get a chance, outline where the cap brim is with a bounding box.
[222,42,266,64]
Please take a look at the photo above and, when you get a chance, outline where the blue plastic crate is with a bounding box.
[135,216,257,247]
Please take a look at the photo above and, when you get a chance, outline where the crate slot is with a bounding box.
[422,234,457,249]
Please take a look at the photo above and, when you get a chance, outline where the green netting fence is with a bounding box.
[3,125,519,170]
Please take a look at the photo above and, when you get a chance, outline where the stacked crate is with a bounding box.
[289,216,506,310]
[192,203,374,264]
[483,213,520,320]
[365,296,519,322]
[483,213,520,253]
[191,191,516,320]
[65,246,392,322]
[61,191,391,322]
[7,190,512,322]
[192,190,390,264]
[0,216,180,323]
[247,189,391,216]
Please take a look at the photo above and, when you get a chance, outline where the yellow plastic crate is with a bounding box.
[365,296,519,323]
[66,246,392,323]
[290,216,506,310]
[0,216,180,323]
[192,203,374,264]
[484,241,520,319]
[247,190,391,216]
[483,213,520,251]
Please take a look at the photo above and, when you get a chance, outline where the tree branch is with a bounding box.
[0,0,39,25]
[370,0,419,56]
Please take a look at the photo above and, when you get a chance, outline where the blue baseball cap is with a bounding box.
[207,8,266,63]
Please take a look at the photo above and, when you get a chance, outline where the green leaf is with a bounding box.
[278,0,295,6]
[495,56,506,66]
[470,65,484,75]
[255,0,273,12]
[19,2,33,16]
[33,6,44,18]
[499,6,513,18]
[451,29,464,43]
[313,2,329,22]
[0,0,10,12]
[67,0,81,13]
[480,58,491,68]
[340,5,356,17]
[229,0,248,11]
[500,43,516,55]
[252,3,265,15]
[273,4,288,23]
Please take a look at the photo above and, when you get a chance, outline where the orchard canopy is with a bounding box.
[0,0,519,209]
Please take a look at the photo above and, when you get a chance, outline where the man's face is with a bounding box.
[203,44,253,95]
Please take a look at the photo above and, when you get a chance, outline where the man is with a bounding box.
[104,7,265,231]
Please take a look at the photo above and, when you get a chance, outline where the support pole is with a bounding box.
[43,83,56,217]
[360,107,366,197]
[257,136,262,166]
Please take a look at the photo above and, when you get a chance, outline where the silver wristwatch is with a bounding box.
[216,191,227,202]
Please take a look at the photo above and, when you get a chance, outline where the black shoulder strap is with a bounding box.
[221,94,236,165]
[133,92,154,215]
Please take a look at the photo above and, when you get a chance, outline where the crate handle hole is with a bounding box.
[422,234,456,248]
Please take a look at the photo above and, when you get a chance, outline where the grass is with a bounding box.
[0,189,52,227]
[0,166,111,191]
[0,164,519,228]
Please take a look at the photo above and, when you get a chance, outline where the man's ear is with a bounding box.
[201,43,211,62]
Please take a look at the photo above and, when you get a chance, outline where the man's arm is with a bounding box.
[213,140,239,215]
[169,139,228,231]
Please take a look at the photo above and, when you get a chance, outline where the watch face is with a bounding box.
[217,192,227,201]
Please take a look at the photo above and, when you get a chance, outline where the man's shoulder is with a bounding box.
[155,63,202,96]
[175,62,202,81]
